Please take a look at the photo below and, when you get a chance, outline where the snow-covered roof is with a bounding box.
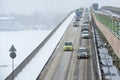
[101,66,119,76]
[98,48,108,54]
[0,17,15,20]
[104,75,120,80]
[0,17,15,22]
[100,59,113,66]
[99,54,112,60]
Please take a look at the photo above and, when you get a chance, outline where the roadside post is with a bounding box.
[9,45,17,80]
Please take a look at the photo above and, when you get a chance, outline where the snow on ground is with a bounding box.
[14,13,75,80]
[0,30,51,80]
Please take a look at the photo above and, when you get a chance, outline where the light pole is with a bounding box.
[9,45,17,80]
[112,19,114,32]
[119,22,120,36]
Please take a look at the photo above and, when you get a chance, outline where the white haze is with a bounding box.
[0,0,120,15]
[0,0,120,31]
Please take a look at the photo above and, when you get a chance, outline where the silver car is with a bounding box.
[77,47,89,59]
[81,30,90,39]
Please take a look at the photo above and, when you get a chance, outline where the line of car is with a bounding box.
[77,10,91,59]
[64,9,90,59]
[63,8,83,51]
[81,23,90,39]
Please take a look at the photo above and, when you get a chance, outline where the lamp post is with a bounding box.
[119,22,120,36]
[9,45,17,80]
[112,19,114,32]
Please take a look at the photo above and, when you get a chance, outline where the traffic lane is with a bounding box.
[79,59,88,80]
[41,21,74,80]
[73,38,94,80]
[73,58,88,80]
[83,37,95,80]
[87,36,95,80]
[73,13,95,80]
[81,39,89,47]
[80,34,95,80]
[51,26,79,80]
[67,18,86,80]
[66,21,82,80]
[52,52,72,80]
[42,20,79,80]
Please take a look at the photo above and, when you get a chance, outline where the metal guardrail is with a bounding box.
[93,27,102,80]
[91,15,102,80]
[5,11,73,80]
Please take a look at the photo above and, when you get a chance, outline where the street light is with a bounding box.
[112,19,114,32]
[119,22,120,36]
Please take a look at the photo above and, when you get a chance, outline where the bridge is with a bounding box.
[5,7,120,80]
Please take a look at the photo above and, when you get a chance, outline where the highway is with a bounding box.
[38,16,96,80]
[4,6,120,80]
[5,11,100,80]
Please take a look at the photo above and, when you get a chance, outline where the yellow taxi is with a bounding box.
[63,41,73,51]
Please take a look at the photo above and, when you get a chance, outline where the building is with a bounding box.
[92,3,99,10]
[0,17,17,31]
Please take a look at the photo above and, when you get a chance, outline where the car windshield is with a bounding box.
[83,24,88,27]
[74,21,79,24]
[79,48,87,52]
[82,27,89,30]
[64,42,72,46]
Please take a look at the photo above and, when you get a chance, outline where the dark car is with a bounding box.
[73,21,79,27]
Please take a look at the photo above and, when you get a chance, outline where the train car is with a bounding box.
[99,54,112,60]
[101,66,120,80]
[101,66,119,76]
[100,59,113,67]
[96,41,104,48]
[98,47,108,54]
[104,75,120,80]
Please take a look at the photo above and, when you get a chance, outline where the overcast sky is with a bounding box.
[0,0,120,15]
